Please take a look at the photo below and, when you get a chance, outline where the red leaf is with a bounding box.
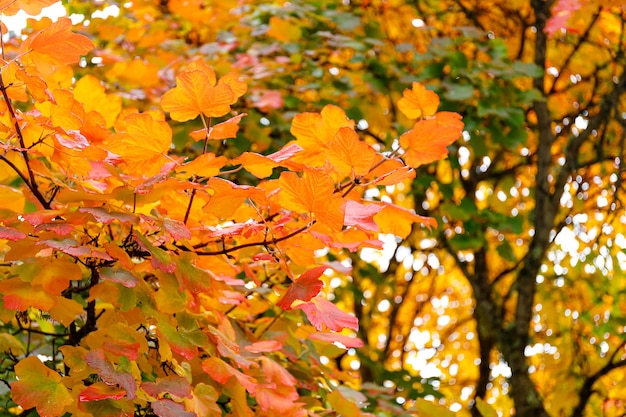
[309,332,364,348]
[244,340,283,353]
[85,349,136,400]
[142,376,192,399]
[0,225,26,241]
[201,357,257,395]
[151,399,196,417]
[343,200,382,231]
[277,266,327,310]
[294,296,359,332]
[79,383,126,401]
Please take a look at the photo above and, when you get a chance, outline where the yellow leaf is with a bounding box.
[0,185,25,212]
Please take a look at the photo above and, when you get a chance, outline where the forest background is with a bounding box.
[0,0,625,417]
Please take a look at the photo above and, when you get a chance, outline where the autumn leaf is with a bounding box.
[0,0,57,15]
[277,266,327,310]
[161,63,239,121]
[399,112,464,168]
[374,203,437,238]
[232,152,278,178]
[11,356,73,417]
[278,169,345,230]
[294,296,359,332]
[151,399,196,417]
[85,349,137,400]
[309,332,364,348]
[326,127,377,177]
[290,105,354,149]
[266,16,302,42]
[104,113,172,176]
[142,376,192,399]
[20,17,94,69]
[244,340,283,353]
[397,82,440,119]
[79,383,127,401]
[190,114,247,141]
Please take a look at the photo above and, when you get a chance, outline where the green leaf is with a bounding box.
[476,397,498,417]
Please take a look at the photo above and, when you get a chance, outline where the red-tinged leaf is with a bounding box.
[277,266,327,310]
[20,18,94,68]
[157,319,208,360]
[545,0,581,36]
[164,218,192,240]
[397,82,440,119]
[102,339,141,361]
[201,357,257,395]
[100,267,140,288]
[37,239,114,260]
[256,357,299,413]
[267,143,303,163]
[151,399,196,417]
[374,204,437,238]
[85,349,136,400]
[232,152,278,178]
[399,112,464,168]
[278,169,345,230]
[343,200,382,231]
[252,89,283,112]
[309,332,364,348]
[133,231,176,273]
[23,210,65,226]
[11,356,73,417]
[80,207,138,225]
[244,340,283,353]
[142,376,192,399]
[294,296,359,332]
[79,383,127,401]
[0,225,26,241]
[0,278,56,311]
[54,130,89,150]
[34,222,75,236]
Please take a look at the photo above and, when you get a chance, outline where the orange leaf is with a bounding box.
[190,113,246,141]
[278,169,345,230]
[374,204,437,238]
[326,127,377,177]
[0,278,57,311]
[399,112,464,168]
[266,16,302,42]
[73,75,122,128]
[161,65,236,121]
[290,105,354,149]
[104,113,172,176]
[232,152,278,178]
[397,82,440,119]
[244,340,283,353]
[20,18,94,69]
[0,0,57,15]
[11,356,73,417]
[177,153,227,177]
[218,72,247,103]
[31,260,82,295]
